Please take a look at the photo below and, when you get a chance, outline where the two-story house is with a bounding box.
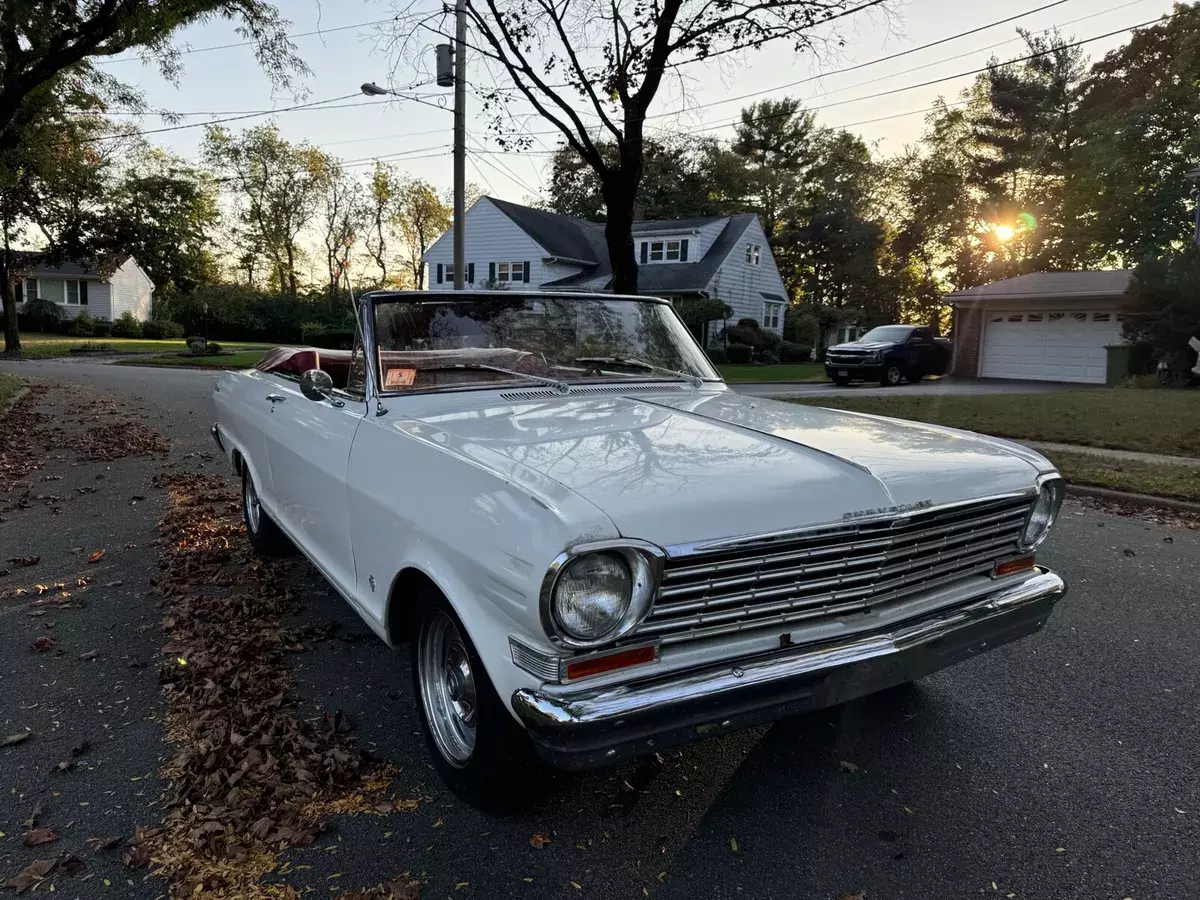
[422,197,790,340]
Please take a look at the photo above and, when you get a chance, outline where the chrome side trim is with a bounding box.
[512,567,1065,729]
[509,637,561,683]
[673,489,1037,556]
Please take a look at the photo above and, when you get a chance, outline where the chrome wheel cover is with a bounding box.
[418,611,477,767]
[886,366,901,385]
[243,473,261,533]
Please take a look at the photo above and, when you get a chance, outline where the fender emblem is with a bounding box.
[842,499,932,521]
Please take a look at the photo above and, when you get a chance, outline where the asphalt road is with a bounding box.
[1,358,1196,900]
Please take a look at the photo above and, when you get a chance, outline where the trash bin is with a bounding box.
[1105,344,1133,386]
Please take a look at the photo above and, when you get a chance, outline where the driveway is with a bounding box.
[732,376,1104,398]
[1,359,1197,899]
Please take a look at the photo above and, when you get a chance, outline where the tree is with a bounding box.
[315,159,366,301]
[1123,246,1200,362]
[202,124,326,296]
[731,98,817,240]
[0,1,305,152]
[364,162,401,286]
[100,148,222,293]
[395,179,451,290]
[388,0,888,293]
[546,134,745,221]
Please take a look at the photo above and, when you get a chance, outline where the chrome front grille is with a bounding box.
[637,495,1033,646]
[827,351,872,366]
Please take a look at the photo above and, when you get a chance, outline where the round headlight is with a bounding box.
[1022,479,1063,549]
[552,552,632,641]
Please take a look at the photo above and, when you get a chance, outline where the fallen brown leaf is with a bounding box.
[530,832,551,849]
[60,854,86,876]
[87,835,123,852]
[3,857,57,893]
[9,555,39,567]
[124,843,151,868]
[23,827,57,846]
[841,893,866,900]
[840,760,859,774]
[87,549,105,564]
[32,636,55,652]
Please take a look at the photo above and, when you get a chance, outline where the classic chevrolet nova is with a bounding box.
[212,290,1067,807]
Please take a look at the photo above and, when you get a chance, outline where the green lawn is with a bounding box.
[15,332,274,360]
[0,373,23,410]
[115,350,268,370]
[791,390,1200,459]
[717,363,825,383]
[1048,451,1200,503]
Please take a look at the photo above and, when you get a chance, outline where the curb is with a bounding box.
[1066,483,1200,515]
[0,385,29,418]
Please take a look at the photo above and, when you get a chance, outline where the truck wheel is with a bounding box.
[413,592,541,809]
[880,364,903,387]
[242,468,294,556]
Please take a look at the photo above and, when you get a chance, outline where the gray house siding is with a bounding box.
[17,256,153,322]
[19,275,110,320]
[704,218,788,335]
[424,198,553,289]
[107,258,154,321]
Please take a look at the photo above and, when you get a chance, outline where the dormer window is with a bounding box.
[640,238,689,264]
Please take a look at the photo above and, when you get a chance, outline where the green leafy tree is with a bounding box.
[314,157,366,302]
[1124,245,1200,359]
[395,179,451,290]
[731,98,817,241]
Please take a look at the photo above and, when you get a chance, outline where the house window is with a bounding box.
[1092,312,1111,322]
[990,315,1004,323]
[649,241,664,262]
[494,261,526,283]
[1071,312,1087,321]
[665,241,681,261]
[1049,312,1065,321]
[444,265,455,283]
[1007,314,1024,322]
[762,301,783,330]
[1027,313,1043,322]
[24,278,38,300]
[745,243,761,265]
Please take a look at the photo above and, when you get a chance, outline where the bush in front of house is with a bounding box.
[67,312,97,336]
[18,298,63,333]
[757,349,780,365]
[92,320,113,337]
[726,343,753,364]
[142,319,185,339]
[706,346,728,365]
[111,311,143,338]
[780,341,813,363]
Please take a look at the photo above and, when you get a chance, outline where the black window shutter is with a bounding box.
[640,242,648,264]
[14,280,22,303]
[488,262,495,281]
[523,261,530,283]
[79,280,88,305]
[468,263,475,284]
[680,239,689,262]
[436,263,444,284]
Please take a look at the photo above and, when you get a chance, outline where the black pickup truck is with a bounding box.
[825,325,953,386]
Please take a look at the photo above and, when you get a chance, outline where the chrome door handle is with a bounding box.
[266,394,286,403]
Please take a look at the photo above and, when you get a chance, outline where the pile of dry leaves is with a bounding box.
[0,385,46,494]
[149,474,418,898]
[81,421,170,461]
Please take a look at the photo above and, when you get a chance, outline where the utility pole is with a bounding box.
[452,0,467,290]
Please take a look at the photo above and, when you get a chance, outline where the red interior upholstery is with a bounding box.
[255,347,353,388]
[255,346,549,390]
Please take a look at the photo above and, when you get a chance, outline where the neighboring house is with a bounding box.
[422,197,790,339]
[822,322,864,349]
[947,270,1133,384]
[13,252,156,322]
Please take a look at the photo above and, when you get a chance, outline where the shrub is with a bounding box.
[19,297,62,332]
[757,349,780,365]
[111,311,143,338]
[186,336,207,354]
[67,312,96,336]
[206,342,223,354]
[141,319,183,339]
[92,320,113,338]
[726,343,753,364]
[736,318,760,329]
[706,346,728,365]
[780,341,813,363]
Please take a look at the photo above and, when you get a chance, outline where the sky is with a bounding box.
[100,0,1179,204]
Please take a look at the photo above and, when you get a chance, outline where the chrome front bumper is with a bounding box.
[512,567,1066,769]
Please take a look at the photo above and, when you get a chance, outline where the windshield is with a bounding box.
[858,326,913,343]
[371,294,719,393]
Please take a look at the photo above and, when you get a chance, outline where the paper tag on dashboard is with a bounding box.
[384,367,417,388]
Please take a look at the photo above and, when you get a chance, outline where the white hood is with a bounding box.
[407,389,1047,547]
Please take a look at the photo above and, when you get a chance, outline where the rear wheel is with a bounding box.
[241,467,293,555]
[880,364,903,387]
[412,592,541,809]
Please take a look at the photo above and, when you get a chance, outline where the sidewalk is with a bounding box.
[1023,440,1200,469]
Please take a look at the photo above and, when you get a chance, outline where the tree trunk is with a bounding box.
[285,245,298,296]
[603,173,640,295]
[1,264,18,354]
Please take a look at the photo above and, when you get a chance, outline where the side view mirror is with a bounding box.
[300,368,335,402]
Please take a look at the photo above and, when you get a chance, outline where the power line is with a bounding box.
[100,80,435,116]
[96,15,399,65]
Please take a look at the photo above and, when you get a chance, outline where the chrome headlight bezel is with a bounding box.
[1020,474,1065,551]
[539,540,664,649]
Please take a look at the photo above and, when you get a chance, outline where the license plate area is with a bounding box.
[838,369,848,376]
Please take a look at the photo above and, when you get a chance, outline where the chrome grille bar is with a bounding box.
[636,494,1032,646]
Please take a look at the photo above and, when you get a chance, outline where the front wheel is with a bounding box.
[413,594,541,809]
[880,364,903,387]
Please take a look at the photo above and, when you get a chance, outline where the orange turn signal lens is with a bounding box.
[993,555,1036,578]
[565,645,656,681]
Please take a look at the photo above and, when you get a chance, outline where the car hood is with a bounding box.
[830,340,895,351]
[405,388,1047,547]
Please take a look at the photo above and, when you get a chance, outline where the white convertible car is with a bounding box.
[212,291,1067,807]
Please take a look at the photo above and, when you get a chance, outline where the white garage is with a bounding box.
[948,271,1134,385]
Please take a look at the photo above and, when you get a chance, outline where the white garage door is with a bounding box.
[980,310,1124,384]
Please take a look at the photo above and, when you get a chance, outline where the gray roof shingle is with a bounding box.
[946,270,1134,302]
